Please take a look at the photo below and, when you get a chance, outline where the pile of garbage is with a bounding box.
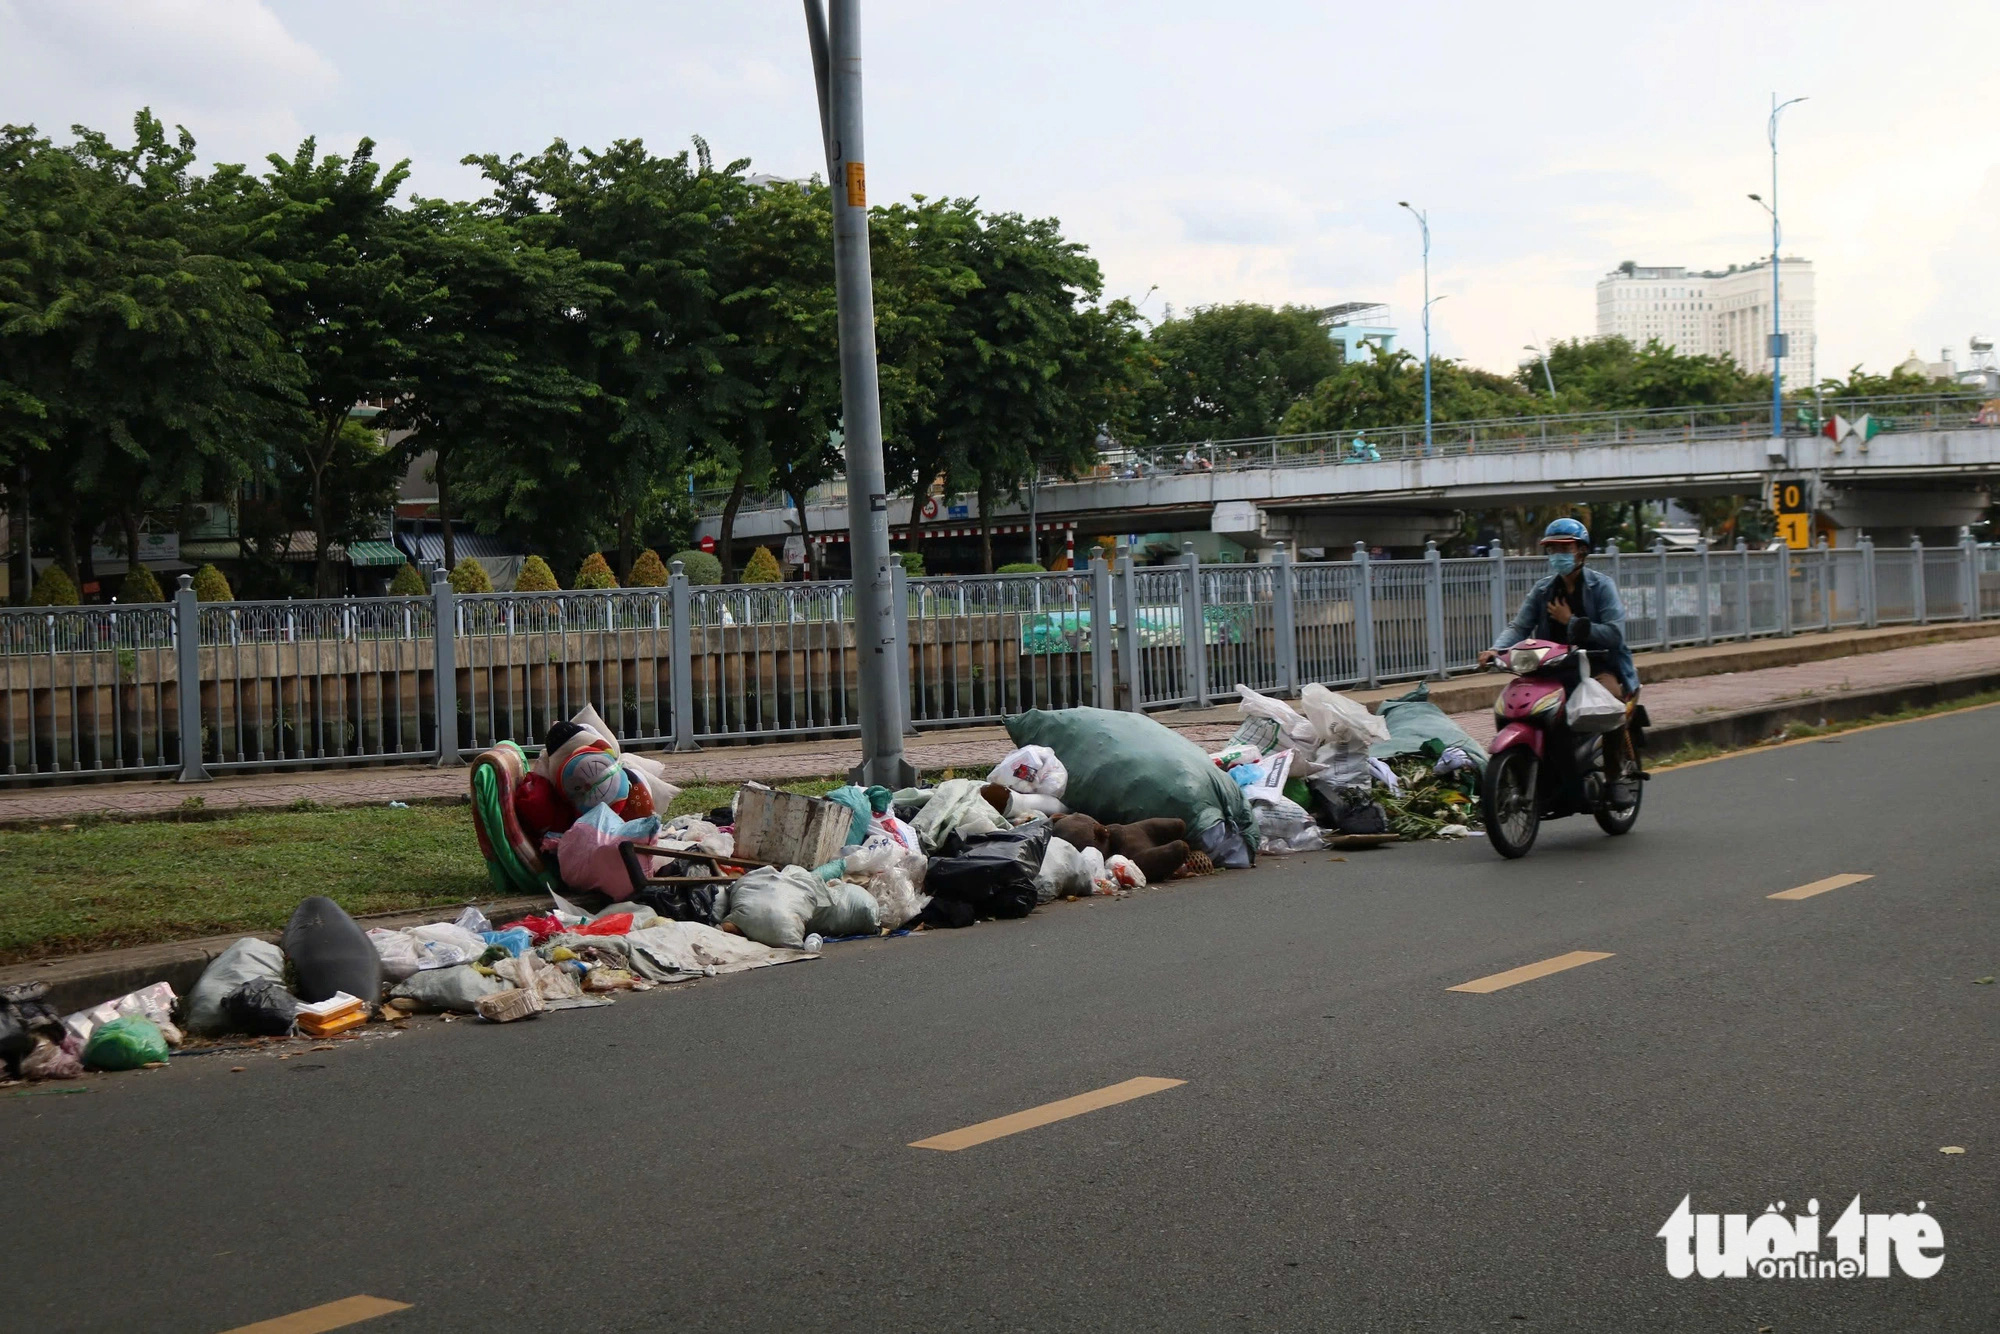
[1211,683,1486,848]
[2,702,1284,1086]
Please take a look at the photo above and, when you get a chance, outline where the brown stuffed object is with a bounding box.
[980,783,1014,816]
[1051,814,1190,883]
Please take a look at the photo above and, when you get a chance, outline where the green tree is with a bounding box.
[387,198,605,572]
[119,565,165,602]
[626,548,669,586]
[1143,303,1343,443]
[574,552,617,589]
[513,555,558,592]
[740,545,782,583]
[670,549,721,585]
[465,136,748,580]
[28,565,77,605]
[192,563,234,601]
[1280,346,1535,436]
[388,561,427,595]
[448,557,493,593]
[0,113,297,596]
[1522,336,1764,412]
[242,135,429,594]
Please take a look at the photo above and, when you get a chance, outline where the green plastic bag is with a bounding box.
[82,1015,170,1071]
[1005,707,1260,855]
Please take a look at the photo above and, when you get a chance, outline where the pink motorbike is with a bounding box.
[1480,638,1648,859]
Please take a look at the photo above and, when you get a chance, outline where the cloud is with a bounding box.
[0,0,334,164]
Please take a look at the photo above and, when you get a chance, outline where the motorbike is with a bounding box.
[1479,638,1649,859]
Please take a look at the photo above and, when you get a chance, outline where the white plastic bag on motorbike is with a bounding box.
[1565,651,1627,734]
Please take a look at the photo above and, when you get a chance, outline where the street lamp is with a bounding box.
[1398,201,1435,453]
[1751,93,1806,440]
[1524,339,1557,397]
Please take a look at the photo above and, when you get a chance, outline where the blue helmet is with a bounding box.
[1540,517,1590,548]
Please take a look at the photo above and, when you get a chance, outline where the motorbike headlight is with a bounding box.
[1509,646,1547,673]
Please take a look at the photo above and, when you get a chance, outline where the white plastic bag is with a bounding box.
[912,778,1009,851]
[1008,792,1070,819]
[1251,793,1325,853]
[367,928,426,983]
[1300,682,1391,747]
[987,745,1069,798]
[1034,837,1089,902]
[1566,652,1627,734]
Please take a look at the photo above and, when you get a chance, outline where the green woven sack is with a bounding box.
[1004,707,1260,854]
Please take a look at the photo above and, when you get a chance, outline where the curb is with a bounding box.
[1644,667,2000,756]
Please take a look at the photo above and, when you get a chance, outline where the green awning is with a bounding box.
[346,540,407,567]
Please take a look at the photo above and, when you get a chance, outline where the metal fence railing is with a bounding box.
[1,536,1992,784]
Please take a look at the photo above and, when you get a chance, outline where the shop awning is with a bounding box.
[345,540,407,567]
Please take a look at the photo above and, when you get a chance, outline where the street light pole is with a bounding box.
[1758,93,1806,440]
[804,0,911,786]
[1525,340,1557,397]
[1399,201,1433,454]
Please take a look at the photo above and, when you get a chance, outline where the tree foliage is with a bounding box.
[626,548,669,587]
[119,565,165,603]
[1143,303,1343,442]
[740,545,783,583]
[448,557,493,593]
[513,555,558,592]
[574,552,617,589]
[192,563,234,601]
[29,565,78,606]
[388,561,427,595]
[670,549,722,585]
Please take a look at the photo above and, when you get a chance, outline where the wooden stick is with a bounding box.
[631,845,771,869]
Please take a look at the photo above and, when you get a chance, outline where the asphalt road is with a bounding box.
[7,708,1997,1333]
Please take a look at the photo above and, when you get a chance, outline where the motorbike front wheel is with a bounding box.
[1481,748,1541,859]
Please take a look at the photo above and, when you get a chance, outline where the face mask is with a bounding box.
[1547,552,1577,576]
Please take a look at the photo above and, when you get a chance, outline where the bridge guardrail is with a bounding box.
[1,536,1991,784]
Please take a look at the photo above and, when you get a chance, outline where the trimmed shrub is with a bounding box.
[897,551,926,577]
[448,557,493,594]
[740,546,783,583]
[670,549,722,586]
[389,562,428,596]
[192,563,234,602]
[627,548,670,587]
[996,562,1046,575]
[513,555,559,592]
[119,565,166,602]
[29,566,79,606]
[575,552,618,589]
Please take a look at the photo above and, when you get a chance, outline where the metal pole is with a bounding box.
[1116,542,1141,711]
[1859,535,1877,628]
[1964,528,1981,622]
[1765,94,1805,440]
[806,0,910,787]
[1488,542,1508,646]
[1399,202,1431,454]
[1422,539,1446,679]
[1352,541,1378,687]
[1089,552,1115,706]
[1697,538,1713,646]
[891,557,916,735]
[173,574,210,782]
[669,560,697,751]
[1271,542,1297,694]
[1179,542,1207,708]
[1912,534,1927,626]
[431,572,461,767]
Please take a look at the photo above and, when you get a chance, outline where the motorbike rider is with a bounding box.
[1478,517,1640,799]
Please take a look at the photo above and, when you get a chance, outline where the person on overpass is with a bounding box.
[1479,516,1638,701]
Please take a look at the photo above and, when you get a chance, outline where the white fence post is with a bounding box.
[1488,543,1508,646]
[1089,553,1115,707]
[1352,542,1378,688]
[1696,539,1713,645]
[1776,540,1793,637]
[431,574,461,767]
[892,560,917,736]
[1423,539,1446,679]
[1964,530,1982,621]
[1911,534,1928,625]
[1180,543,1208,708]
[1860,536,1878,628]
[669,561,698,751]
[1116,543,1142,711]
[1271,542,1298,694]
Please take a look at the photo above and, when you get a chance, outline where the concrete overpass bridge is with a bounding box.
[698,392,1999,557]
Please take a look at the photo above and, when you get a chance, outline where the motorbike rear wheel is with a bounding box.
[1593,735,1643,836]
[1481,748,1541,858]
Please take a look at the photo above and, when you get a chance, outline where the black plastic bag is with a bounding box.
[281,896,383,1004]
[631,881,721,927]
[925,824,1051,921]
[0,982,64,1078]
[223,978,299,1036]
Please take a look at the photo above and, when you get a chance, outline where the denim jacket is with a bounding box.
[1493,565,1638,694]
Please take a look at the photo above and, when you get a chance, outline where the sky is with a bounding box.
[3,0,1995,382]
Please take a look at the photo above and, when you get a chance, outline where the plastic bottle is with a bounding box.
[803,933,824,954]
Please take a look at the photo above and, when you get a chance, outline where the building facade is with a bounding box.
[1595,258,1815,380]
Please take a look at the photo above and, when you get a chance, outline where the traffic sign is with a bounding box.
[1770,477,1811,550]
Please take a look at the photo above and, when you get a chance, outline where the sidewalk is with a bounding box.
[4,621,1995,828]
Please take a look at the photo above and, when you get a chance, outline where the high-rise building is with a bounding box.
[1595,258,1815,379]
